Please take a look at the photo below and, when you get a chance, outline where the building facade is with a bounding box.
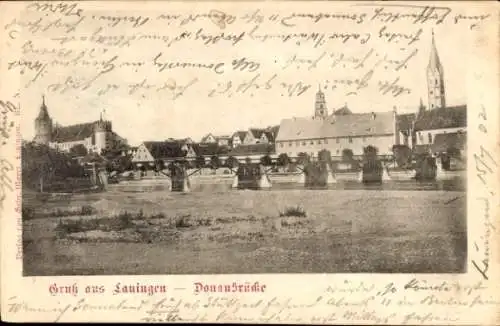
[276,101,399,158]
[33,96,127,155]
[398,32,467,155]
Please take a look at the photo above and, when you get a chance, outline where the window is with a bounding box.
[310,140,314,145]
[296,141,300,146]
[428,133,432,143]
[435,78,438,85]
[348,137,353,144]
[302,141,306,146]
[336,138,340,144]
[279,142,284,148]
[336,149,340,155]
[289,142,293,147]
[324,139,328,144]
[317,140,322,145]
[363,137,367,142]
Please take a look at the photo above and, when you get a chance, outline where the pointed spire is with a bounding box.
[428,29,442,71]
[37,95,50,120]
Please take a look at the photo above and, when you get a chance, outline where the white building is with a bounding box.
[275,88,400,158]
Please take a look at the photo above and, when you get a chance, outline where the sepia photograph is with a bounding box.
[20,26,467,275]
[2,1,499,324]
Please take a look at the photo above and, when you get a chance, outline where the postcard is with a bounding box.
[0,0,499,324]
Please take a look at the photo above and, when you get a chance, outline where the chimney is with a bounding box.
[371,112,376,120]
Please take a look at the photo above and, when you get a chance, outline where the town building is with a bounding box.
[200,133,232,147]
[131,141,192,169]
[231,131,247,148]
[230,126,279,148]
[276,31,467,159]
[131,140,230,169]
[33,96,127,155]
[276,97,399,158]
[399,32,467,155]
[276,84,400,158]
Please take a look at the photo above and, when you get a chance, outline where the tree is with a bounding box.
[297,152,309,165]
[260,154,272,166]
[363,145,379,159]
[210,155,220,170]
[21,143,85,191]
[277,153,290,167]
[318,149,332,164]
[226,156,238,169]
[69,144,88,157]
[110,155,133,173]
[392,145,412,168]
[341,148,354,162]
[195,155,205,169]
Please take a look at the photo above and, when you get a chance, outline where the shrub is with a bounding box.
[279,205,307,217]
[22,206,35,220]
[80,205,95,216]
[260,155,273,166]
[117,211,134,229]
[342,148,354,162]
[175,215,192,228]
[277,153,290,167]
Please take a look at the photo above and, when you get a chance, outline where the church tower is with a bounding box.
[314,85,328,119]
[427,30,446,110]
[94,110,111,154]
[34,95,53,145]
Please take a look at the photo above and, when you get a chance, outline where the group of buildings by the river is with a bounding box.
[32,32,467,167]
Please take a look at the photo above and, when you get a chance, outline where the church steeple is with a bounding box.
[34,95,53,145]
[427,30,446,110]
[314,84,327,119]
[37,95,50,120]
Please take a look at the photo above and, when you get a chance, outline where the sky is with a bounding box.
[7,2,472,146]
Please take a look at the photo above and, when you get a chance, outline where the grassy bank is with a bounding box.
[23,189,466,275]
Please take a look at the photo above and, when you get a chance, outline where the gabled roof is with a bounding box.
[414,105,467,131]
[228,143,275,156]
[200,133,216,143]
[142,141,186,159]
[276,117,324,141]
[52,122,96,142]
[232,131,247,141]
[249,128,266,139]
[333,106,352,115]
[431,132,466,152]
[276,111,395,141]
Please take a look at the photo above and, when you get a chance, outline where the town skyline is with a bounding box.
[21,29,467,147]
